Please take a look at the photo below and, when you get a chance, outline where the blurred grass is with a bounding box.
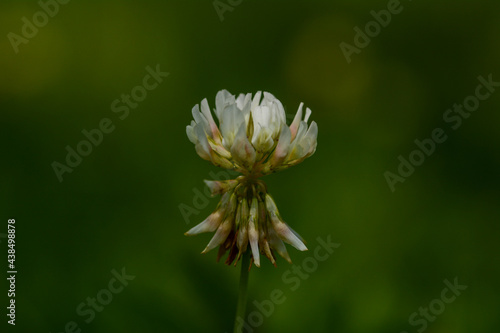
[1,0,500,332]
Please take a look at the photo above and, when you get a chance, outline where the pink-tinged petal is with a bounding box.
[184,210,223,236]
[294,121,307,142]
[195,144,211,161]
[285,122,308,162]
[185,191,232,236]
[195,123,211,152]
[201,98,222,142]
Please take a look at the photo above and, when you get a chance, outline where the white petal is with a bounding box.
[194,124,211,159]
[265,193,278,214]
[215,89,235,120]
[207,138,232,159]
[236,93,251,111]
[252,129,274,153]
[305,121,318,140]
[202,217,233,253]
[185,210,223,236]
[220,104,245,149]
[248,198,260,267]
[251,91,262,110]
[270,126,291,167]
[251,105,267,128]
[286,121,318,162]
[192,104,208,128]
[304,107,312,123]
[303,121,318,155]
[231,122,256,167]
[239,94,252,124]
[265,195,306,251]
[294,121,307,141]
[270,216,307,252]
[201,98,221,140]
[251,106,276,152]
[290,103,303,140]
[272,98,286,128]
[262,92,276,104]
[186,121,197,144]
[268,227,292,263]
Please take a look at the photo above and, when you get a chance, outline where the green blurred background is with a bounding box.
[1,0,499,332]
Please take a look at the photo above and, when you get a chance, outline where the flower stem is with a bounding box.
[233,250,251,333]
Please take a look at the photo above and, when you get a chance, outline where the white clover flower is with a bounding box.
[185,90,318,267]
[186,90,317,176]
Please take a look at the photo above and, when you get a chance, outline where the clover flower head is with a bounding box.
[186,89,318,176]
[185,90,318,267]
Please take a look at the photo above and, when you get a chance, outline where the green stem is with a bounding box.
[233,251,251,333]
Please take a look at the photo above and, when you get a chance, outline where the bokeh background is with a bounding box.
[1,0,499,332]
